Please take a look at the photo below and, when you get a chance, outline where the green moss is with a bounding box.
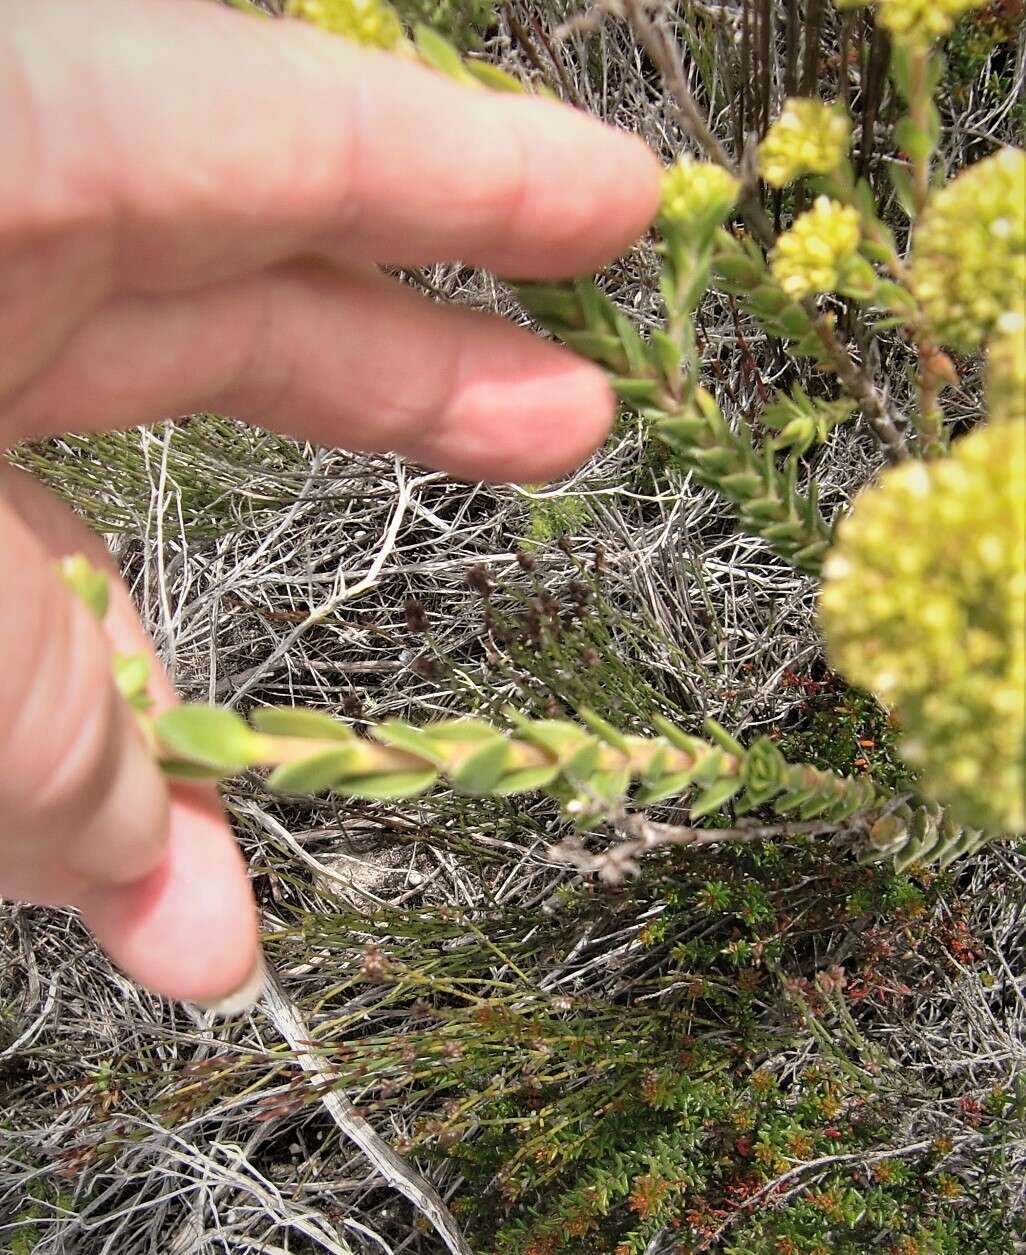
[9,1204,40,1255]
[7,1181,76,1255]
[523,492,592,546]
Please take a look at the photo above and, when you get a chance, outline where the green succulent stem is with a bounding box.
[150,700,898,838]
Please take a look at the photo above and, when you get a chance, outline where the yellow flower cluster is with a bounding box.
[988,310,1026,424]
[758,99,851,188]
[286,0,406,49]
[820,422,1026,834]
[660,157,740,236]
[770,197,861,299]
[836,0,987,46]
[911,148,1026,352]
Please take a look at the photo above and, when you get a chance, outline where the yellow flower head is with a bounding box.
[988,308,1026,425]
[758,99,851,188]
[660,157,740,237]
[820,422,1026,834]
[911,148,1026,353]
[286,0,406,49]
[836,0,987,47]
[771,198,861,299]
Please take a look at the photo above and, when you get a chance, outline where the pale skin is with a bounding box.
[0,0,660,1006]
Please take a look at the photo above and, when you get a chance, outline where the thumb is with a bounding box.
[0,486,169,903]
[0,462,261,1007]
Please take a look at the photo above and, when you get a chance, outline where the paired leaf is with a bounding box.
[449,737,512,794]
[339,769,439,800]
[268,747,360,794]
[252,706,353,740]
[155,705,264,773]
[690,777,743,819]
[491,763,562,796]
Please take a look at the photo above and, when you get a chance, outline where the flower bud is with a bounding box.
[771,198,861,300]
[758,99,851,188]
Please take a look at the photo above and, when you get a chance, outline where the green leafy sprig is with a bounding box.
[515,279,836,574]
[152,700,884,833]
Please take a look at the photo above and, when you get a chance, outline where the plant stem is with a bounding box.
[621,0,908,460]
[808,313,907,459]
[905,48,933,216]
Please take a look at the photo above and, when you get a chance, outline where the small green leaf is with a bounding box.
[778,306,814,338]
[578,708,631,751]
[893,834,926,873]
[734,789,769,815]
[160,759,235,781]
[888,44,912,100]
[772,786,819,814]
[936,828,977,871]
[610,376,662,404]
[893,115,933,160]
[650,715,705,756]
[743,495,787,524]
[414,24,476,85]
[492,764,561,795]
[575,278,615,332]
[703,719,745,757]
[565,739,601,779]
[514,284,584,328]
[634,770,700,805]
[251,707,353,740]
[887,163,917,218]
[156,705,263,772]
[450,738,512,794]
[720,471,763,499]
[463,60,525,93]
[640,743,669,782]
[759,519,806,542]
[796,794,837,820]
[510,716,591,765]
[860,238,894,266]
[268,747,359,794]
[650,328,682,381]
[690,777,743,820]
[59,554,109,621]
[561,329,629,372]
[690,446,738,476]
[112,652,151,708]
[373,722,445,764]
[590,766,632,805]
[694,750,727,785]
[612,311,650,374]
[791,540,831,569]
[875,281,918,316]
[339,769,439,800]
[657,415,707,447]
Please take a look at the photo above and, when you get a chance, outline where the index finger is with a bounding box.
[7,0,661,291]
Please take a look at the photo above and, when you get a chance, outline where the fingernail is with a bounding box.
[192,947,266,1016]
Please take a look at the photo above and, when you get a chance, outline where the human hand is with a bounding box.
[0,0,659,1007]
